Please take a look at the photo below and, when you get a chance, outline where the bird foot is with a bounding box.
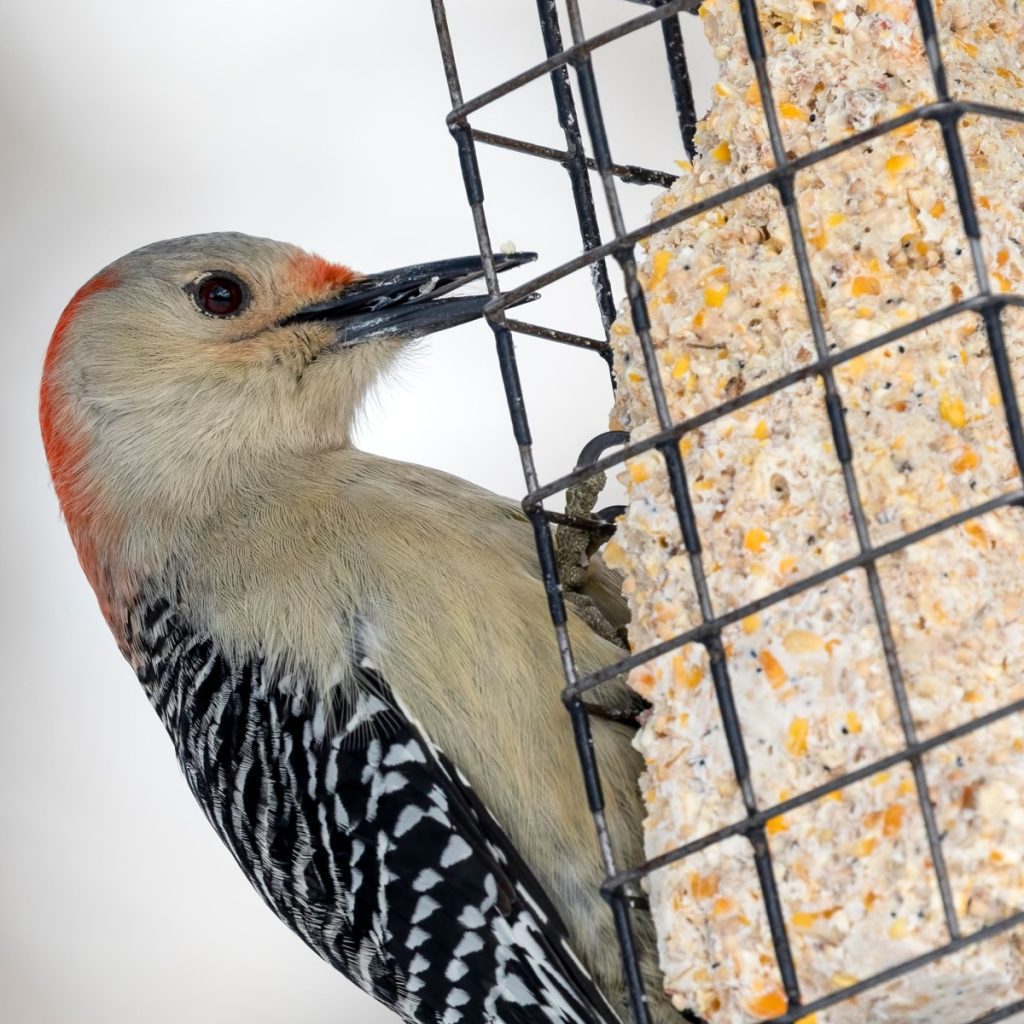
[555,432,630,650]
[564,589,622,646]
[554,469,607,595]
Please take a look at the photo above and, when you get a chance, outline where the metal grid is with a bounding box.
[430,1,1024,1021]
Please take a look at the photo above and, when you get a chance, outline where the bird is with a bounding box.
[40,232,673,1024]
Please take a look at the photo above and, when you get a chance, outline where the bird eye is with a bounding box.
[194,274,248,317]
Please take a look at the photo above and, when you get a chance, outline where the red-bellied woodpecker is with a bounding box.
[40,233,670,1023]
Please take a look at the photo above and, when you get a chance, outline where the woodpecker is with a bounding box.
[40,233,670,1023]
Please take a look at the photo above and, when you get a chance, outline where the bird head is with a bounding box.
[40,231,533,602]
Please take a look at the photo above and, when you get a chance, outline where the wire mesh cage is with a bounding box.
[430,2,1024,1021]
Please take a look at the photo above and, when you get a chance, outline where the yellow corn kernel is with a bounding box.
[939,394,967,428]
[791,911,817,928]
[845,710,863,734]
[930,199,945,218]
[610,320,632,337]
[713,80,736,98]
[671,354,691,379]
[997,66,1024,87]
[979,195,991,209]
[872,771,891,786]
[712,897,735,917]
[824,789,843,802]
[795,1015,819,1024]
[883,803,905,837]
[766,814,788,834]
[851,275,881,297]
[704,282,730,307]
[885,153,914,175]
[692,309,705,329]
[649,250,672,289]
[783,629,824,654]
[888,918,909,940]
[745,79,761,106]
[994,271,1013,293]
[778,556,798,575]
[855,836,878,857]
[631,665,652,694]
[827,212,846,228]
[779,102,808,121]
[964,521,988,547]
[810,230,828,251]
[673,655,703,690]
[742,613,761,634]
[760,649,787,688]
[710,141,732,163]
[898,778,915,797]
[787,717,809,757]
[844,354,868,379]
[679,436,694,456]
[998,248,1010,267]
[629,461,650,484]
[745,527,770,553]
[748,991,787,1018]
[952,448,980,474]
[786,32,798,45]
[833,973,859,989]
[689,872,719,898]
[602,540,625,568]
[753,419,770,440]
[955,38,979,58]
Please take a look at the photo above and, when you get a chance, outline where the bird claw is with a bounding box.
[555,471,607,592]
[555,432,630,649]
[564,589,622,646]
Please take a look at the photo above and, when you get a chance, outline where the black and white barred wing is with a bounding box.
[130,599,622,1024]
[334,663,624,1024]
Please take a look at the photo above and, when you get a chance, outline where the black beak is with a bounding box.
[280,252,538,345]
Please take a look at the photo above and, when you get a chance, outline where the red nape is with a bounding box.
[40,272,117,464]
[39,271,118,481]
[289,252,357,294]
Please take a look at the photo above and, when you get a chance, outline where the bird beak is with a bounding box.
[280,252,538,346]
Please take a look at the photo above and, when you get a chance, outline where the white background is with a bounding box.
[1,3,712,1021]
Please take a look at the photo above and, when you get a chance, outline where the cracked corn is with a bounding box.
[607,0,1024,1020]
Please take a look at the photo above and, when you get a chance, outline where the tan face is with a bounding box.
[40,233,405,581]
[41,231,531,594]
[43,231,396,443]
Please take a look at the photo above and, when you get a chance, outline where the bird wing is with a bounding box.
[129,576,627,1023]
[333,654,625,1024]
